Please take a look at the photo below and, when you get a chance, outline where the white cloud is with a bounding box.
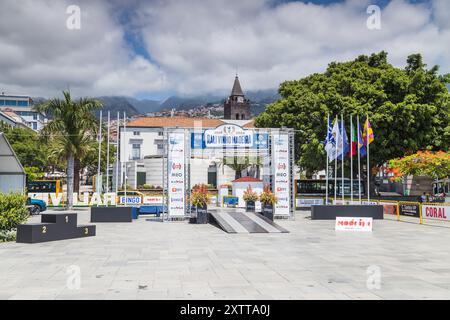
[138,0,450,95]
[0,0,166,97]
[0,0,449,98]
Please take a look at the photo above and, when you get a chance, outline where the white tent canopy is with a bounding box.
[0,132,26,193]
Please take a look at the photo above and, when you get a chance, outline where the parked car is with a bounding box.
[26,197,47,215]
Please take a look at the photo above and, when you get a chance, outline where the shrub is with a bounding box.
[243,185,258,202]
[0,193,29,232]
[0,229,17,242]
[138,184,154,189]
[191,184,210,207]
[259,184,278,206]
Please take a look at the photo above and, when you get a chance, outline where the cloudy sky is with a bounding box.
[0,0,449,100]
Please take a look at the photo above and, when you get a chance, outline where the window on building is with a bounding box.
[0,100,4,106]
[241,114,245,120]
[157,144,164,150]
[133,131,140,136]
[18,101,28,107]
[131,143,141,160]
[5,100,17,106]
[158,131,164,136]
[32,122,37,130]
[33,114,37,120]
[235,113,240,120]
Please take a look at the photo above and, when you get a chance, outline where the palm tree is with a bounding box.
[219,155,263,180]
[35,91,102,209]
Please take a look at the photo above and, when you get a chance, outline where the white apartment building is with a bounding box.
[0,94,47,131]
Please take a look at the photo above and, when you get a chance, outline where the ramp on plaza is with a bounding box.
[209,209,289,234]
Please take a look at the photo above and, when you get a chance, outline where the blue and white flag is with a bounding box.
[327,118,340,161]
[337,120,349,160]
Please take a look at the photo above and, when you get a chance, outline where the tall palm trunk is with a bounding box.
[74,158,81,194]
[67,154,74,209]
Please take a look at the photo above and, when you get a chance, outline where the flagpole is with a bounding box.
[341,114,344,202]
[357,115,362,204]
[334,116,338,203]
[326,114,329,205]
[350,114,353,203]
[356,115,361,204]
[115,111,119,197]
[96,110,102,207]
[124,111,127,207]
[367,114,370,203]
[106,111,110,197]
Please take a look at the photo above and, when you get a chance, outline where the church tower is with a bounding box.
[223,75,251,120]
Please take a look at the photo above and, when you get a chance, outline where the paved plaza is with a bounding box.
[1,209,450,300]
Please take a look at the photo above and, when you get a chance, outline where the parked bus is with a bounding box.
[295,179,364,197]
[27,180,62,195]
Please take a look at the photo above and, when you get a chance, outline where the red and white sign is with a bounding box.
[422,205,449,221]
[335,217,373,232]
[142,196,163,205]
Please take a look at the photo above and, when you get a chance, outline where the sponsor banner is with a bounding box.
[119,196,142,205]
[191,126,268,150]
[204,124,252,148]
[168,132,186,217]
[380,202,398,215]
[142,196,163,205]
[296,198,324,207]
[399,203,420,218]
[333,200,378,205]
[422,205,450,221]
[335,217,373,232]
[272,133,290,216]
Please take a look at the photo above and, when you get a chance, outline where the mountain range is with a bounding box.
[33,89,279,119]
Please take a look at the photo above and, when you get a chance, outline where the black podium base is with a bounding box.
[90,207,133,222]
[16,213,96,243]
[311,205,384,220]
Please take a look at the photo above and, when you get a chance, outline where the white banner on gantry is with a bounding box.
[272,133,290,216]
[168,132,186,217]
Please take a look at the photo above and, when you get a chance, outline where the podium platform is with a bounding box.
[16,212,96,243]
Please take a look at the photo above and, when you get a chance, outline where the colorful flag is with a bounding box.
[357,125,367,157]
[363,118,374,145]
[324,117,336,161]
[349,120,357,157]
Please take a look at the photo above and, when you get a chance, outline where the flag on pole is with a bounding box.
[330,118,341,161]
[349,120,357,157]
[357,126,367,157]
[363,118,374,145]
[325,117,337,160]
[337,120,349,160]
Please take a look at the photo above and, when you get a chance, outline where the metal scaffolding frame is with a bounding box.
[162,126,295,220]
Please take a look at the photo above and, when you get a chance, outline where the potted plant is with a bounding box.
[191,184,210,224]
[259,184,278,221]
[243,185,258,212]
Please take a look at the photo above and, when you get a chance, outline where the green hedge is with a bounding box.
[0,193,29,240]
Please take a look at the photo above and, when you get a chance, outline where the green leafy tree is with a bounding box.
[35,91,102,209]
[256,52,450,182]
[0,124,48,168]
[23,167,45,181]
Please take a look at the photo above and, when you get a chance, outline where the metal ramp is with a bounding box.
[209,209,289,234]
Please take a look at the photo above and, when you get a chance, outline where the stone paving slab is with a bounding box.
[1,209,450,299]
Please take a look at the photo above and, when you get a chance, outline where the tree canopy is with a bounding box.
[255,52,450,176]
[389,151,450,181]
